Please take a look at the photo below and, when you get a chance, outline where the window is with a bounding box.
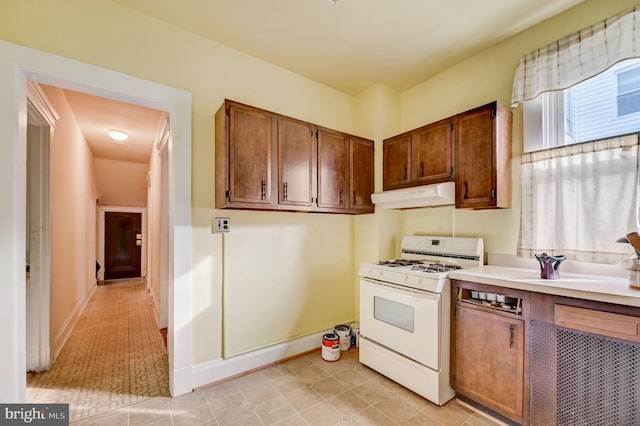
[520,59,640,264]
[513,6,640,264]
[525,58,640,152]
[618,66,640,116]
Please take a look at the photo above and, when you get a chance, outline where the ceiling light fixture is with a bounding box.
[108,129,128,143]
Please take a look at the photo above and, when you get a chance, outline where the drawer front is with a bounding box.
[555,304,640,343]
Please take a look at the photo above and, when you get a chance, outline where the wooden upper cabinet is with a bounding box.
[278,117,315,209]
[216,101,276,208]
[412,119,454,185]
[455,101,512,209]
[349,136,374,214]
[215,99,374,214]
[383,133,411,190]
[381,101,511,208]
[383,119,454,191]
[317,127,348,211]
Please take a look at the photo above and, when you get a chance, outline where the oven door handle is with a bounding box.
[360,277,440,301]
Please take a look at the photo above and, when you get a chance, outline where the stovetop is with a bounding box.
[377,259,463,273]
[359,236,484,293]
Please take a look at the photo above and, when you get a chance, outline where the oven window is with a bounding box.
[373,296,415,333]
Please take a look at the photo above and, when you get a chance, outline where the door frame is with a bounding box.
[0,40,193,401]
[25,82,58,372]
[97,206,147,282]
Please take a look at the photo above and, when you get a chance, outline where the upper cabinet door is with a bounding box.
[278,116,315,208]
[412,119,454,184]
[350,137,374,213]
[317,127,348,211]
[383,133,411,190]
[228,102,276,205]
[455,102,511,209]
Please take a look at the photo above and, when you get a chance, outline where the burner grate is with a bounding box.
[410,263,463,273]
[377,259,424,267]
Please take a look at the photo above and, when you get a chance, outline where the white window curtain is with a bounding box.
[511,5,640,107]
[518,135,639,264]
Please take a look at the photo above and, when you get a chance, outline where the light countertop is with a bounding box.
[449,254,640,308]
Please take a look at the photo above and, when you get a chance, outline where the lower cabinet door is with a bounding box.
[453,305,525,424]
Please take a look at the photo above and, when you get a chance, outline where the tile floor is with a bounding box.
[28,279,500,426]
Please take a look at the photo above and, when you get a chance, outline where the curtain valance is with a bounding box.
[511,5,640,107]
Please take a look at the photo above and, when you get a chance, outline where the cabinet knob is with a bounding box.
[261,180,266,200]
[283,182,288,201]
[403,165,407,180]
[419,161,424,177]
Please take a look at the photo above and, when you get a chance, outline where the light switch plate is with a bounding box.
[214,217,230,232]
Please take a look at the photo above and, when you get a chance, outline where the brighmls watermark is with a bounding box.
[1,404,68,425]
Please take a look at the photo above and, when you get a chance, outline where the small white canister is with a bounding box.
[321,333,340,362]
[334,324,351,351]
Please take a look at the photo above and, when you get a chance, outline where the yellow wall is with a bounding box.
[3,0,638,371]
[396,0,638,254]
[0,0,361,364]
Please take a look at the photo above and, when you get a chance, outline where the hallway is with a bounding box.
[27,278,169,422]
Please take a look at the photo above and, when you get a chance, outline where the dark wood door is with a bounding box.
[228,102,276,205]
[455,103,496,208]
[317,127,348,211]
[412,118,454,184]
[349,137,374,213]
[278,116,315,208]
[104,212,142,280]
[383,133,412,190]
[453,304,525,424]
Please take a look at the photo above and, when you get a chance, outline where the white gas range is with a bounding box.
[358,235,484,405]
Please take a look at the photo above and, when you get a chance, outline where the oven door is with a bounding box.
[360,277,441,370]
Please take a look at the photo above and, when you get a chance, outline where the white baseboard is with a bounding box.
[192,330,329,389]
[50,283,97,362]
[147,286,161,327]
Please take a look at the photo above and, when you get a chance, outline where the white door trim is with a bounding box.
[0,40,193,401]
[25,84,56,372]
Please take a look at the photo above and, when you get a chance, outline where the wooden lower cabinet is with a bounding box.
[451,280,528,425]
[452,279,640,425]
[453,305,525,424]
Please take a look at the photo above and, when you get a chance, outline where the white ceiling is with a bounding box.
[113,0,583,95]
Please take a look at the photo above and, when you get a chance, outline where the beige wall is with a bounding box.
[3,0,638,374]
[94,158,149,207]
[41,86,99,347]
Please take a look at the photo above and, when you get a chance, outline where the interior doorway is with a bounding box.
[0,40,194,402]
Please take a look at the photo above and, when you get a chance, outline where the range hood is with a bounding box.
[371,181,455,209]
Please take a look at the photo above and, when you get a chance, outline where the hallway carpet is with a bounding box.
[27,278,169,422]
